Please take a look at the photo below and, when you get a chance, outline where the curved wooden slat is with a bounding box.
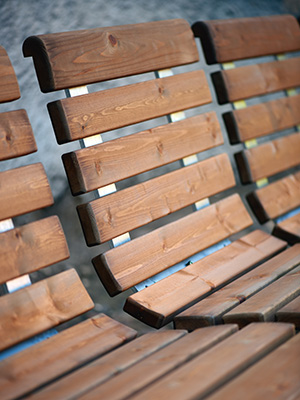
[0,46,20,103]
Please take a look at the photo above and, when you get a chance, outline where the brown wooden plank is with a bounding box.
[0,269,94,351]
[223,265,300,328]
[0,313,137,400]
[62,112,223,195]
[125,230,286,328]
[207,333,300,400]
[212,57,300,104]
[175,243,300,331]
[0,163,53,221]
[48,70,211,144]
[23,19,198,93]
[224,94,300,143]
[276,295,300,328]
[0,109,37,160]
[235,133,300,183]
[78,154,235,245]
[0,216,69,284]
[273,212,300,244]
[0,46,20,103]
[130,323,295,400]
[25,330,187,400]
[192,15,300,64]
[93,194,253,296]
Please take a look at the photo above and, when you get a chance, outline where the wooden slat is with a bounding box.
[247,172,300,223]
[0,46,20,103]
[62,112,223,195]
[192,15,300,64]
[273,212,300,244]
[212,57,300,104]
[0,314,137,400]
[235,133,300,183]
[175,244,300,331]
[48,70,211,144]
[78,154,235,245]
[125,230,286,328]
[0,216,69,284]
[0,109,37,160]
[276,295,300,328]
[93,194,253,296]
[207,333,300,400]
[224,94,300,143]
[130,323,294,400]
[22,19,198,92]
[0,269,94,351]
[0,163,53,221]
[223,265,300,328]
[26,330,187,400]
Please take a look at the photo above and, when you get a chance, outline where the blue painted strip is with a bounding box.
[276,207,300,224]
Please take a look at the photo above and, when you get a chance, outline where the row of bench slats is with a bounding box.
[0,47,20,103]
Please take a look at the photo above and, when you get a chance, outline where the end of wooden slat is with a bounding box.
[223,112,241,144]
[47,101,71,144]
[92,254,123,296]
[246,192,270,223]
[234,151,253,184]
[192,22,217,65]
[174,314,222,331]
[211,71,229,105]
[77,203,101,246]
[62,152,86,195]
[124,297,166,329]
[272,225,300,245]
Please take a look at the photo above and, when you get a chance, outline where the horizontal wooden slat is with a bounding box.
[224,94,300,143]
[223,265,300,328]
[276,295,300,328]
[0,46,20,103]
[63,112,223,194]
[130,323,294,400]
[0,314,137,400]
[207,334,300,400]
[48,70,211,144]
[247,171,300,223]
[0,163,53,221]
[192,15,300,64]
[273,212,300,244]
[212,57,300,104]
[78,154,235,245]
[175,244,300,331]
[125,230,286,328]
[235,133,300,183]
[22,19,198,92]
[0,216,69,284]
[93,194,253,296]
[0,269,94,351]
[0,109,37,160]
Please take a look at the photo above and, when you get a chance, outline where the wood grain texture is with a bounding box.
[235,133,300,183]
[0,314,137,400]
[276,295,300,328]
[130,323,294,400]
[48,70,211,143]
[274,212,300,244]
[224,94,300,143]
[0,163,53,220]
[0,109,37,160]
[207,333,300,400]
[62,112,223,194]
[0,46,20,103]
[212,57,300,104]
[0,216,69,284]
[23,19,198,92]
[175,243,300,331]
[78,154,235,245]
[0,269,94,351]
[93,194,253,296]
[125,230,286,328]
[192,15,300,64]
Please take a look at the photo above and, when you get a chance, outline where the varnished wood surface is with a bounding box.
[0,109,37,160]
[93,194,252,296]
[48,70,211,143]
[175,244,300,331]
[192,15,300,64]
[212,57,300,104]
[0,314,137,400]
[224,94,300,143]
[125,230,286,328]
[276,295,300,328]
[23,19,198,92]
[274,212,300,244]
[78,154,235,244]
[0,216,69,284]
[0,163,53,221]
[0,46,20,103]
[0,269,94,351]
[63,112,223,194]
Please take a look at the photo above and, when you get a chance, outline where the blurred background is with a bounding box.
[1,0,300,333]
